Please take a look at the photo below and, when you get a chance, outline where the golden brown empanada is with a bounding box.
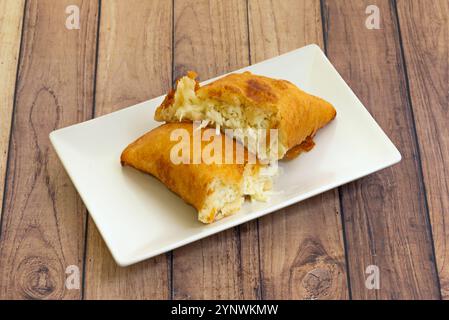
[155,71,336,160]
[121,123,274,224]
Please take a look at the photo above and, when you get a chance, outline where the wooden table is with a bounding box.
[0,0,447,300]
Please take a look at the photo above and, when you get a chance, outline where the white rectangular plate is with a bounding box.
[50,44,401,266]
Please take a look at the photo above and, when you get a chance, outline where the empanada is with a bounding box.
[121,123,275,224]
[155,71,336,160]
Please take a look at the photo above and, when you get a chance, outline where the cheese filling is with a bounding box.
[163,76,286,160]
[199,164,277,223]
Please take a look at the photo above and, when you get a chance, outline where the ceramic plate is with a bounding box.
[50,45,401,266]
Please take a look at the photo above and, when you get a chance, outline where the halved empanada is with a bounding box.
[155,71,336,160]
[121,123,275,224]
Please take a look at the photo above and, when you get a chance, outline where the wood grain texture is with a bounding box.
[248,0,348,300]
[396,0,449,299]
[0,0,25,223]
[83,0,172,299]
[0,0,98,299]
[323,0,440,299]
[172,0,260,300]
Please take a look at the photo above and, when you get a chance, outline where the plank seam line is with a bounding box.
[171,0,175,89]
[245,0,263,301]
[0,0,28,241]
[336,188,352,300]
[81,0,102,300]
[245,0,252,74]
[319,0,328,54]
[320,0,352,300]
[235,225,244,298]
[391,0,442,299]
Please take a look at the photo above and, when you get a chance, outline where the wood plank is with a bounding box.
[83,0,172,299]
[172,0,260,299]
[0,0,25,224]
[396,0,449,299]
[248,0,349,300]
[0,0,98,299]
[323,0,440,299]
